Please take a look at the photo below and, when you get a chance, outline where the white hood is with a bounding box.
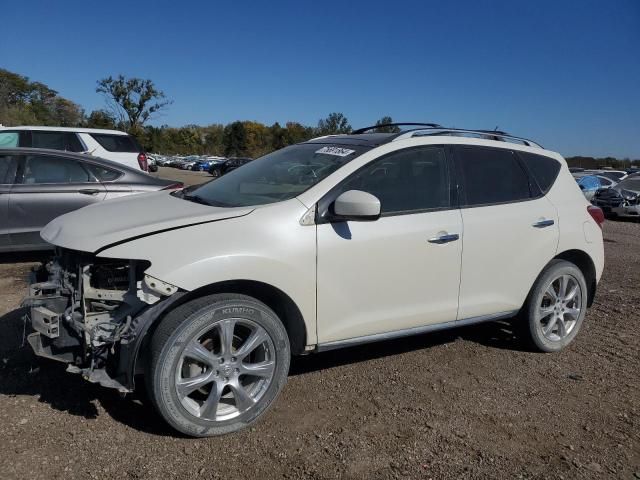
[41,190,253,253]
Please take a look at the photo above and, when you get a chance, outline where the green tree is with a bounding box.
[223,121,248,156]
[96,75,172,133]
[373,116,400,133]
[285,122,314,144]
[85,109,117,129]
[316,112,352,135]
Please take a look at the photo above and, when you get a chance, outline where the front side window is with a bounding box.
[21,155,93,184]
[457,147,531,206]
[182,143,368,207]
[339,147,450,215]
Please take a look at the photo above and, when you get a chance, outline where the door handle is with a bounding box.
[428,233,460,244]
[532,219,555,228]
[79,189,100,196]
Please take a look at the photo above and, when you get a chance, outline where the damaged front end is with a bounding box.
[22,249,184,392]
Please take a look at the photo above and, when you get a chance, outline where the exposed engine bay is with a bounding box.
[22,249,182,392]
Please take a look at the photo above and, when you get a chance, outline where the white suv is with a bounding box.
[0,126,148,171]
[26,124,605,437]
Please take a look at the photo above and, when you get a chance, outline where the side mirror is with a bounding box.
[332,190,381,221]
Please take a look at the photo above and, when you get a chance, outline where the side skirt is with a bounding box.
[316,310,518,352]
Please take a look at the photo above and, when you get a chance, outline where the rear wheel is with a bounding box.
[520,260,588,352]
[147,294,290,437]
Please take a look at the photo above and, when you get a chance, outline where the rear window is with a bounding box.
[456,146,532,206]
[90,133,141,152]
[22,155,93,184]
[31,131,85,152]
[519,152,561,194]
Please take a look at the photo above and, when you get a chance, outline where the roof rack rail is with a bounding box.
[391,127,543,148]
[352,122,442,134]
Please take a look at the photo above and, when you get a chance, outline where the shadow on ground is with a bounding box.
[0,304,528,436]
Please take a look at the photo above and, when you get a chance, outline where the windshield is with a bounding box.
[183,143,368,207]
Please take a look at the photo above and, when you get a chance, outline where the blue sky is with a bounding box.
[2,0,639,157]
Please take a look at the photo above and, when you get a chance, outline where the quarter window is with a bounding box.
[340,147,450,214]
[22,155,93,184]
[519,152,561,194]
[85,164,122,182]
[90,133,140,152]
[457,147,531,206]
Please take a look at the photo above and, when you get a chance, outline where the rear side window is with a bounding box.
[0,132,19,148]
[0,155,18,184]
[31,131,85,152]
[90,133,140,152]
[456,146,531,206]
[85,164,122,182]
[519,152,561,194]
[22,155,93,184]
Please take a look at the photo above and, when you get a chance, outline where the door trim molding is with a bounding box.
[316,310,518,352]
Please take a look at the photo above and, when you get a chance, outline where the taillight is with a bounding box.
[162,182,184,190]
[587,205,605,229]
[137,152,148,171]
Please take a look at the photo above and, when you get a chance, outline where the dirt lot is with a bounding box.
[0,179,638,478]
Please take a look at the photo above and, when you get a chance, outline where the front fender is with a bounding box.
[97,200,317,345]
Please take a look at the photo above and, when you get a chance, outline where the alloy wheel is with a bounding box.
[175,318,276,421]
[536,274,582,342]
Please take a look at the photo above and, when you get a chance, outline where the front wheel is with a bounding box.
[520,260,588,352]
[146,294,290,437]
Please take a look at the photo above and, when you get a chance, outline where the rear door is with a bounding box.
[8,153,106,248]
[453,145,559,320]
[0,153,19,249]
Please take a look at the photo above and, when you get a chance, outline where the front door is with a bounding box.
[316,146,463,344]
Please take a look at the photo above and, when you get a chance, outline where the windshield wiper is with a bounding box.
[182,193,213,206]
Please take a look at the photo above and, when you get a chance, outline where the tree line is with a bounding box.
[1,68,637,165]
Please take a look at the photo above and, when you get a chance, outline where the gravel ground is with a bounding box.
[0,184,638,479]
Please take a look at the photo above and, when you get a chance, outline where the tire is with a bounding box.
[520,260,588,352]
[146,294,290,437]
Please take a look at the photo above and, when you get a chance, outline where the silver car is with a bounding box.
[0,148,181,252]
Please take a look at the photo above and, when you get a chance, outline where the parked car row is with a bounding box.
[0,126,149,172]
[152,153,255,177]
[0,148,182,252]
[591,174,640,219]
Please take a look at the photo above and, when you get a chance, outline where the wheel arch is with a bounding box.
[552,249,597,307]
[130,279,308,388]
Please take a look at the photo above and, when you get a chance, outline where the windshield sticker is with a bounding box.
[315,146,356,157]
